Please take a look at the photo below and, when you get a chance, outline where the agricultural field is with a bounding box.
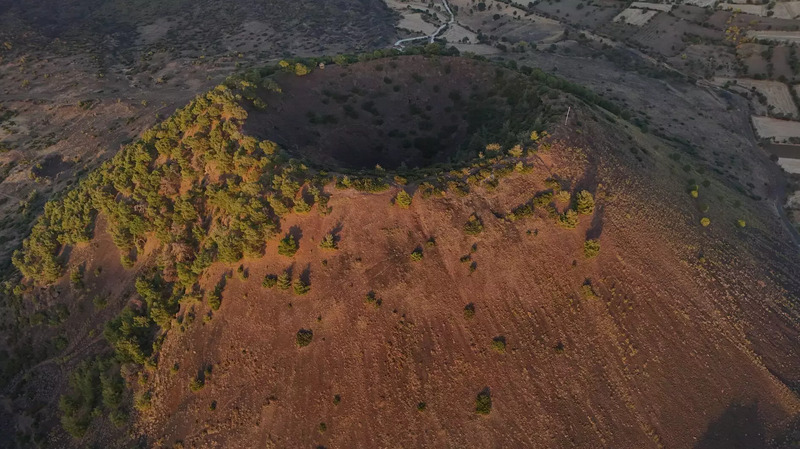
[752,115,800,140]
[613,8,659,26]
[748,30,800,44]
[714,77,799,117]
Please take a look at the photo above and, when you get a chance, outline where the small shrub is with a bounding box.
[395,190,413,208]
[475,389,492,415]
[121,254,135,269]
[134,390,152,412]
[70,268,84,290]
[333,394,341,405]
[737,219,746,228]
[208,282,224,311]
[581,282,597,299]
[189,376,205,392]
[93,295,108,310]
[109,408,128,428]
[463,303,476,319]
[491,336,506,353]
[319,422,327,433]
[417,402,427,412]
[237,265,248,280]
[700,217,711,227]
[584,239,600,258]
[296,329,313,347]
[278,235,299,257]
[365,291,382,307]
[410,248,424,262]
[464,214,484,235]
[294,63,310,76]
[426,237,436,247]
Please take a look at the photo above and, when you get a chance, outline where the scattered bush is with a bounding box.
[464,214,484,235]
[134,390,152,412]
[93,295,108,310]
[208,281,224,311]
[296,329,314,347]
[700,217,711,227]
[365,291,382,307]
[463,303,476,319]
[491,336,506,353]
[70,268,84,290]
[475,389,492,415]
[189,375,205,392]
[737,219,746,228]
[410,248,424,262]
[294,63,311,76]
[395,190,413,208]
[582,281,597,299]
[417,402,427,412]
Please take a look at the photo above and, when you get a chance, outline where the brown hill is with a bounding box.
[2,53,800,449]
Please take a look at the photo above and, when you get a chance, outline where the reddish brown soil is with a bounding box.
[120,116,800,448]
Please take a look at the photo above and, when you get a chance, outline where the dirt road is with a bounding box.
[394,0,454,47]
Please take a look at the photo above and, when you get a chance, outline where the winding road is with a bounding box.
[393,0,455,48]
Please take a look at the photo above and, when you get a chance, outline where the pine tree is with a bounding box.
[277,272,291,290]
[395,190,412,208]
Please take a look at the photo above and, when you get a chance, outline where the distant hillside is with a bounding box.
[2,49,800,448]
[0,0,395,58]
